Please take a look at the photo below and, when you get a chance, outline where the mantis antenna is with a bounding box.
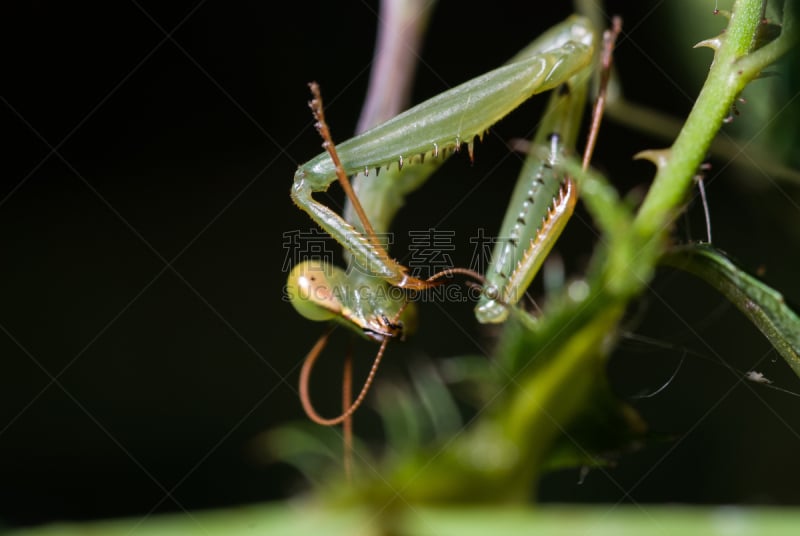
[297,268,484,479]
[308,82,383,255]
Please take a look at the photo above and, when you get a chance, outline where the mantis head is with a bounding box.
[287,259,417,342]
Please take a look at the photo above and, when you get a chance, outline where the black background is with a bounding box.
[2,0,799,529]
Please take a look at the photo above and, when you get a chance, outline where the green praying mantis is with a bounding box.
[286,13,621,460]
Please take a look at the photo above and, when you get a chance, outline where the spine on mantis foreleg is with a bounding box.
[475,68,592,324]
[291,40,593,289]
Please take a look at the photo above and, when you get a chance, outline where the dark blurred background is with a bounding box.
[2,0,799,529]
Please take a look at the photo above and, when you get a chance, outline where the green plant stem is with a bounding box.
[633,0,770,239]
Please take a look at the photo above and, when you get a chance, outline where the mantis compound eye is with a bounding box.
[286,260,341,322]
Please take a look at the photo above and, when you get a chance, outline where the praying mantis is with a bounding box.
[286,13,621,466]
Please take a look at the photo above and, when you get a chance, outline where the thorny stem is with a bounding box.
[632,0,795,242]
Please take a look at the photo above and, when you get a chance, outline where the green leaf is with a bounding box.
[661,244,800,379]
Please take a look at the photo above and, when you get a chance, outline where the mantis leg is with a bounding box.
[475,18,622,324]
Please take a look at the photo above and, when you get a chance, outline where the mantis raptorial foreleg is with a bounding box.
[290,26,594,290]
